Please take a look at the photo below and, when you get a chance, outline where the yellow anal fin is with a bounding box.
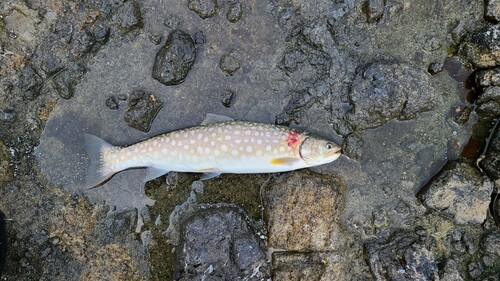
[270,157,299,166]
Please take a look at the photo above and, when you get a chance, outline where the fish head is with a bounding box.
[299,137,342,166]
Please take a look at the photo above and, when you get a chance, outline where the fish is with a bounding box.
[84,114,342,189]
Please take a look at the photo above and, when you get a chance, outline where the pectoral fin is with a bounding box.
[144,167,170,182]
[199,172,221,180]
[270,157,300,166]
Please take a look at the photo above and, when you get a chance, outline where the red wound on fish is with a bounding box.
[286,130,300,147]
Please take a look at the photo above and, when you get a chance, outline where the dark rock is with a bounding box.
[484,232,500,259]
[105,96,119,110]
[428,62,443,75]
[90,23,110,44]
[219,53,240,76]
[152,30,196,86]
[177,206,269,280]
[275,90,314,126]
[476,68,500,87]
[73,31,96,57]
[226,2,243,23]
[343,134,363,160]
[424,37,442,51]
[148,33,162,45]
[193,30,206,45]
[481,126,499,180]
[421,162,493,225]
[468,262,483,279]
[52,70,77,100]
[124,91,163,132]
[440,260,464,281]
[104,209,135,238]
[364,231,439,280]
[476,86,500,120]
[363,0,385,23]
[346,63,436,130]
[41,54,62,76]
[220,89,234,107]
[486,0,500,22]
[113,1,143,34]
[16,65,43,100]
[460,25,500,68]
[163,15,180,28]
[0,141,12,187]
[53,21,73,44]
[187,0,219,19]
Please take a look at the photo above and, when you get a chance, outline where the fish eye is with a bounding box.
[325,142,334,150]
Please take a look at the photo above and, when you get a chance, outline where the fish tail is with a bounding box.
[83,134,117,189]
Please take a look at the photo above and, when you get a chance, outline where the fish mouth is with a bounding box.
[327,146,342,159]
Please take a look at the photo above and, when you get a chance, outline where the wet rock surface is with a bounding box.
[0,0,497,280]
[187,0,219,19]
[177,206,269,280]
[460,25,500,68]
[421,162,493,225]
[124,91,163,132]
[346,63,436,130]
[152,30,197,86]
[481,126,500,179]
[226,2,243,23]
[365,230,439,280]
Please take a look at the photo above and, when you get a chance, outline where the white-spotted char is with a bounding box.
[84,115,341,188]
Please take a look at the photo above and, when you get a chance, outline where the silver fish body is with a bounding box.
[84,118,341,188]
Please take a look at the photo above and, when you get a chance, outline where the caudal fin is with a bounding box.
[83,134,116,189]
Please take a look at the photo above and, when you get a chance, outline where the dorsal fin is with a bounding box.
[201,113,234,125]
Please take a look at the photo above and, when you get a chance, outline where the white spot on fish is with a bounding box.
[221,145,228,151]
[245,130,251,135]
[232,150,239,156]
[234,131,241,135]
[257,140,262,145]
[256,150,262,156]
[235,140,241,144]
[211,133,216,137]
[214,150,220,156]
[190,140,196,144]
[197,134,203,139]
[279,146,286,152]
[266,145,272,151]
[273,140,279,144]
[246,146,253,153]
[225,135,231,141]
[253,131,259,136]
[183,145,189,149]
[205,147,211,153]
[265,132,271,137]
[197,147,203,153]
[210,141,215,146]
[203,137,208,142]
[172,140,176,145]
